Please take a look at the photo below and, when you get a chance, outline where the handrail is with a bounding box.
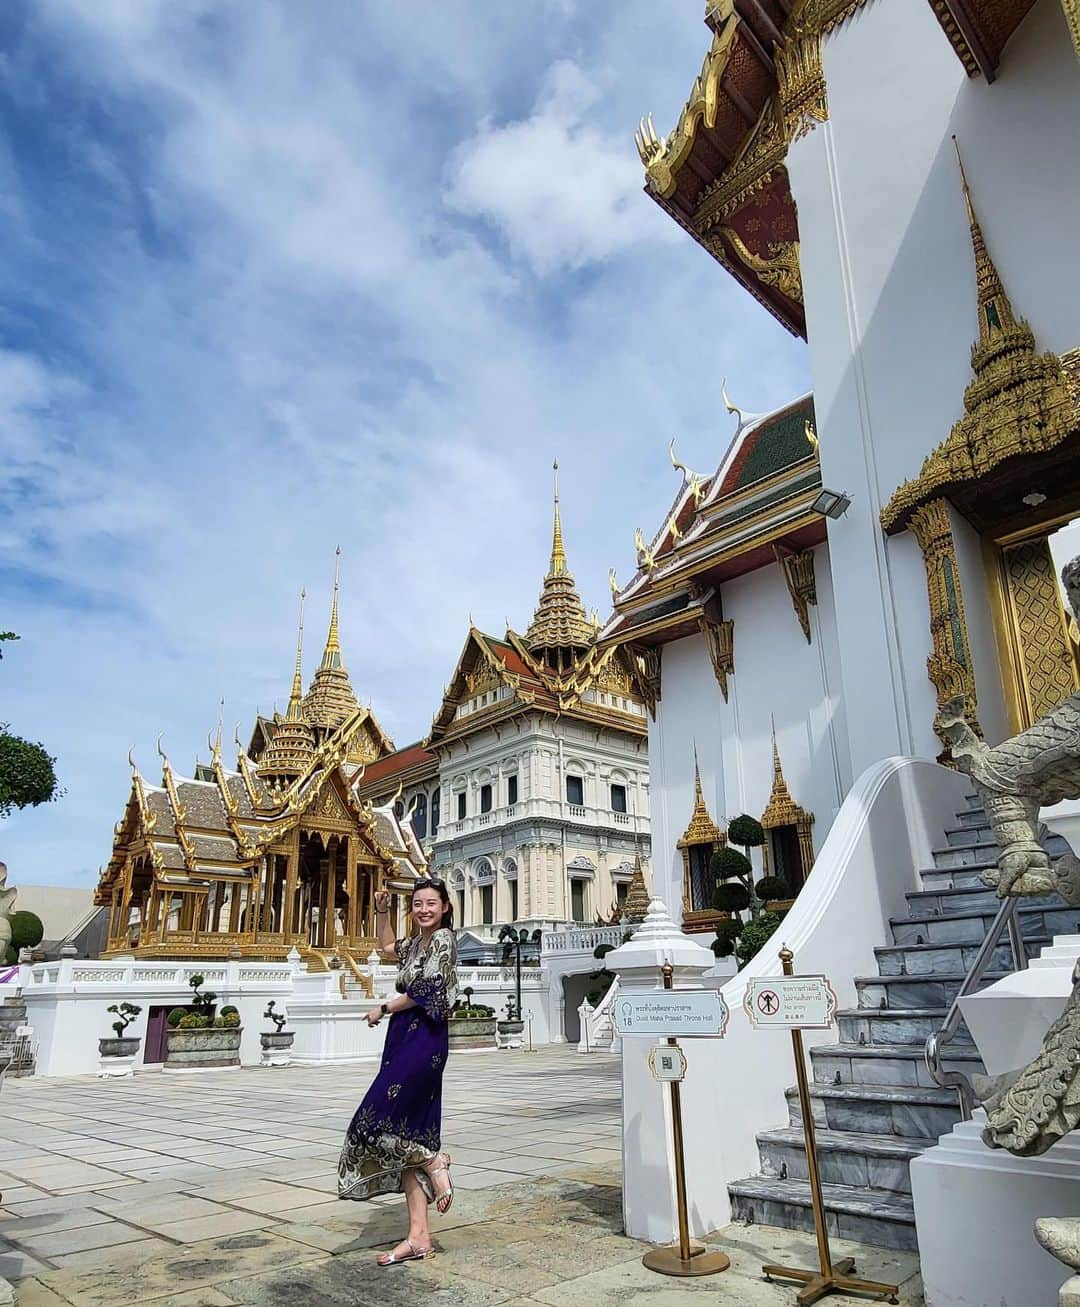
[338,946,374,998]
[925,895,1027,1118]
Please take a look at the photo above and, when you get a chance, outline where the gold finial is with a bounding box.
[286,588,307,718]
[667,514,683,542]
[805,420,819,451]
[693,739,705,802]
[156,732,167,764]
[319,548,344,670]
[952,137,1015,341]
[549,459,567,577]
[609,568,620,599]
[214,699,224,762]
[634,528,656,573]
[127,747,138,776]
[721,376,744,424]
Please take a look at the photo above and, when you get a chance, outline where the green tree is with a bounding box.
[0,633,62,818]
[10,911,44,951]
[727,814,767,921]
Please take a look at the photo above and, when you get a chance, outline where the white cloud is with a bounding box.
[0,1,809,886]
[445,60,677,274]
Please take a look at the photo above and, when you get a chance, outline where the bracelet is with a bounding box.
[380,1002,389,1016]
[375,908,389,915]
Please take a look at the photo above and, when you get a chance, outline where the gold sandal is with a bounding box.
[428,1153,454,1214]
[377,1237,435,1266]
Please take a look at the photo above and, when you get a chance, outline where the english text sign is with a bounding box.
[613,989,729,1037]
[744,975,837,1030]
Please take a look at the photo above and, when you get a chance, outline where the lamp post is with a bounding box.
[499,924,540,1019]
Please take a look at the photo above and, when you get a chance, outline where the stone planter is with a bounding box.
[260,1030,294,1068]
[496,1019,525,1050]
[98,1036,140,1079]
[164,1026,242,1072]
[448,1017,496,1050]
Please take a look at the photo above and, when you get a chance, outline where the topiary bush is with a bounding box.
[222,1011,241,1028]
[167,1008,188,1028]
[709,846,752,883]
[219,1005,239,1018]
[735,910,786,966]
[728,814,765,849]
[711,918,742,958]
[713,881,751,914]
[10,911,44,951]
[755,876,790,902]
[593,943,615,960]
[178,1013,211,1030]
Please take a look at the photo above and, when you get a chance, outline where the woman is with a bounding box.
[337,878,459,1266]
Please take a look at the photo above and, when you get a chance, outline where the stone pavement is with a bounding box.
[0,1047,924,1305]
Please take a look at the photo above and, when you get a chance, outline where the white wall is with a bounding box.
[649,547,850,914]
[788,0,1080,774]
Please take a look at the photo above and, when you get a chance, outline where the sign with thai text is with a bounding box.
[612,989,729,1037]
[744,975,837,1030]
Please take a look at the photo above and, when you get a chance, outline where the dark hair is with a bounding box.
[411,878,454,930]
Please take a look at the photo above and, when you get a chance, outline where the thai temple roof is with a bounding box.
[599,387,821,652]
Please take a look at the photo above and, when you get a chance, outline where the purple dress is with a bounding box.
[337,928,458,1202]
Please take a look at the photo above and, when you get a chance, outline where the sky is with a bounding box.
[0,0,809,888]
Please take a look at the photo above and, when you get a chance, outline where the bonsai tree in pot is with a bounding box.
[99,1002,142,1078]
[260,1000,293,1068]
[164,974,243,1072]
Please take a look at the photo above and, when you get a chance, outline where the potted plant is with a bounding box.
[496,996,525,1049]
[98,1002,142,1078]
[448,987,496,1050]
[260,1000,294,1067]
[164,974,243,1072]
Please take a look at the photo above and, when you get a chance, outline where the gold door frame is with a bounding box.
[985,508,1080,734]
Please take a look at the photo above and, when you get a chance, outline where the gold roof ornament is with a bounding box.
[881,141,1076,532]
[677,745,724,848]
[623,851,652,923]
[259,589,316,782]
[761,719,814,834]
[304,548,363,730]
[524,460,596,665]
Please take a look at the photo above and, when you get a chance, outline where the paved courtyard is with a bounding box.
[0,1048,924,1305]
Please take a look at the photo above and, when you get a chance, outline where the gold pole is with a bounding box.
[641,963,730,1279]
[762,946,899,1306]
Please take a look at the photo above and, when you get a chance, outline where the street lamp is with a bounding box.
[499,924,539,1021]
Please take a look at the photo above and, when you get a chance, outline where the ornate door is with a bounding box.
[996,536,1079,730]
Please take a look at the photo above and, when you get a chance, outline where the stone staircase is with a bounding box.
[728,794,1078,1251]
[0,996,35,1077]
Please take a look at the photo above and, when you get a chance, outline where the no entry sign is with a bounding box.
[744,975,837,1030]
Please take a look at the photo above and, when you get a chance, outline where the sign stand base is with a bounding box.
[643,1244,731,1278]
[762,1258,899,1305]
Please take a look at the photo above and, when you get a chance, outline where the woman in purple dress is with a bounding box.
[337,878,459,1266]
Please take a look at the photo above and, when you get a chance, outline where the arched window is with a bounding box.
[412,793,427,841]
[474,858,495,925]
[503,858,519,922]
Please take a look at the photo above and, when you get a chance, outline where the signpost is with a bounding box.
[624,965,730,1280]
[751,947,898,1307]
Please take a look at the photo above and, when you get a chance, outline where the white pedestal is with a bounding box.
[97,1054,135,1078]
[912,1113,1080,1307]
[606,898,724,1244]
[959,935,1080,1075]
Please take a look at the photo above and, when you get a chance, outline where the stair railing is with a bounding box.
[925,895,1027,1119]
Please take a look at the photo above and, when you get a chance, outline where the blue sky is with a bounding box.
[0,0,809,888]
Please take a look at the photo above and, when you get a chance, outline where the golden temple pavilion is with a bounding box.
[94,555,426,968]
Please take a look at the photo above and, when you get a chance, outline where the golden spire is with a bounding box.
[524,458,595,667]
[287,588,306,721]
[550,460,567,578]
[320,547,344,672]
[953,138,1016,342]
[304,548,361,731]
[260,596,316,783]
[623,848,651,923]
[678,742,723,848]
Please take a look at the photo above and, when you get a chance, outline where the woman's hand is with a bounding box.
[366,1006,384,1027]
[374,890,390,913]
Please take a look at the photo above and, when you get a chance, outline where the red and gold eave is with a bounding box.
[637,0,806,338]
